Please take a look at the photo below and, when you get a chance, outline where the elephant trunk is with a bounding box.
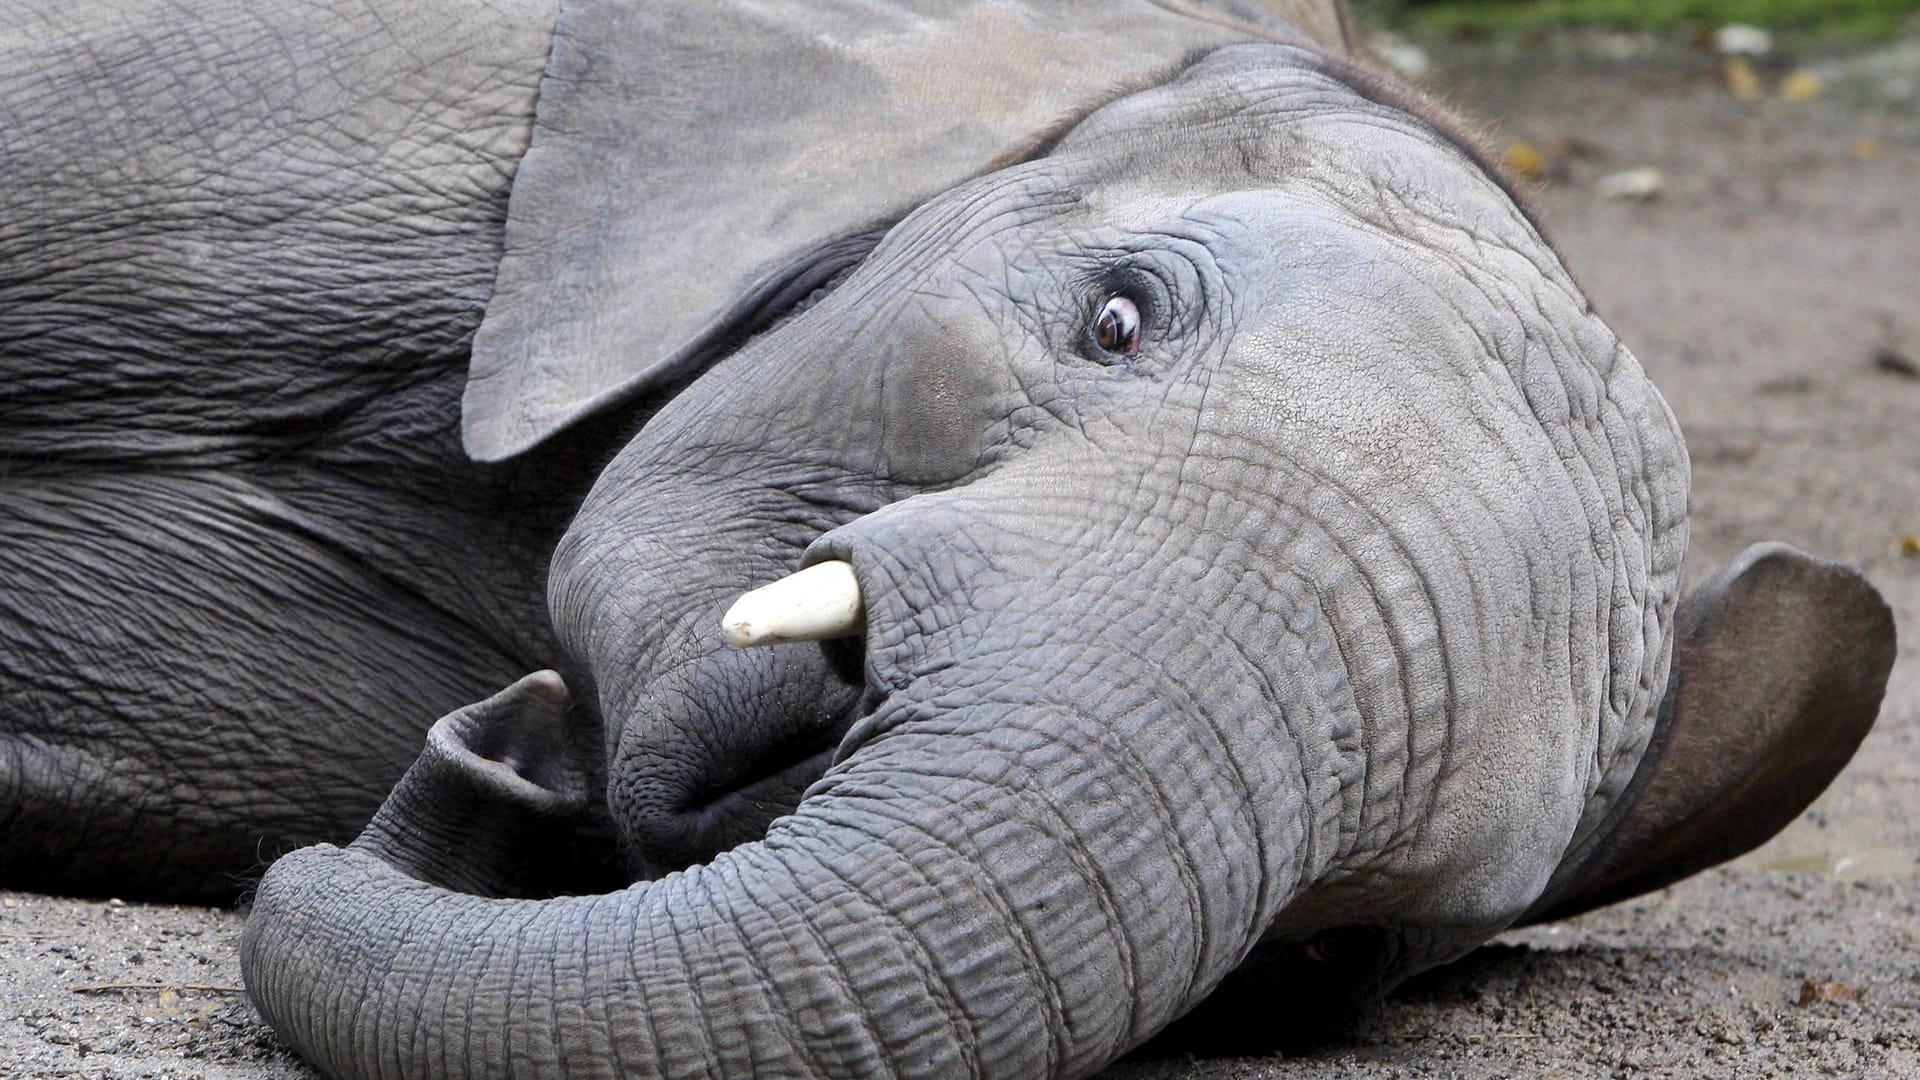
[242,644,1320,1077]
[542,472,875,877]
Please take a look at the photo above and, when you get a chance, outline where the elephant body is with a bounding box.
[0,0,586,898]
[1,1,1895,1076]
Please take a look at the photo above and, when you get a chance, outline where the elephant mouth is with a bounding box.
[647,716,851,876]
[618,553,882,876]
[636,604,874,874]
[709,555,880,787]
[684,744,840,825]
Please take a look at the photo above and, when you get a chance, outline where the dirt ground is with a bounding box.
[3,39,1917,1080]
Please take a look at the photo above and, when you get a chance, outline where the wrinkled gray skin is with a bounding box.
[1,1,1896,1077]
[0,0,597,901]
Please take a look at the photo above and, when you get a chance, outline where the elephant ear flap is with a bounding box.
[459,0,1336,462]
[1523,543,1895,925]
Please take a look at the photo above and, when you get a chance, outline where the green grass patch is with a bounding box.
[1356,0,1920,43]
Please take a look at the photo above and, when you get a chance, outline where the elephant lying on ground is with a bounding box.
[1,0,1896,1076]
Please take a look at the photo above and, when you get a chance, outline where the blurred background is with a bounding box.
[1337,0,1920,586]
[1360,0,1920,44]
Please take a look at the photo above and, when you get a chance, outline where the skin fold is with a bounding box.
[1,2,1894,1077]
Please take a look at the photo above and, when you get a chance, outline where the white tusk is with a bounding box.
[721,560,865,648]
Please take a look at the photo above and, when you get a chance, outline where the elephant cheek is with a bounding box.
[859,334,1021,489]
[606,635,865,876]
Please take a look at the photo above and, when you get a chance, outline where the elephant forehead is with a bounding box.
[1055,44,1539,256]
[1192,195,1586,437]
[1187,189,1683,605]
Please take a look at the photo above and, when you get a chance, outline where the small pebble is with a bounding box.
[1596,167,1665,202]
[1714,23,1773,57]
[1851,137,1886,163]
[1873,348,1919,379]
[1780,70,1822,102]
[1504,139,1547,181]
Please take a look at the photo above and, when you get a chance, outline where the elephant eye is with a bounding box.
[1092,295,1140,356]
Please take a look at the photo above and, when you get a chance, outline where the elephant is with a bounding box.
[2,0,1360,904]
[0,0,1896,1077]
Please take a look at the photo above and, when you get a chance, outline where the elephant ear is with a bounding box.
[461,0,1351,462]
[1522,542,1896,925]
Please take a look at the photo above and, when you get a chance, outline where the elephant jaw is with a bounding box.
[721,560,865,647]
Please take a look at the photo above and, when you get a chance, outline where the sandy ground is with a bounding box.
[4,40,1917,1080]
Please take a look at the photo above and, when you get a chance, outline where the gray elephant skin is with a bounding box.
[0,1,1896,1077]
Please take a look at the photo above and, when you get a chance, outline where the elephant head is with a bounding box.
[241,41,1893,1079]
